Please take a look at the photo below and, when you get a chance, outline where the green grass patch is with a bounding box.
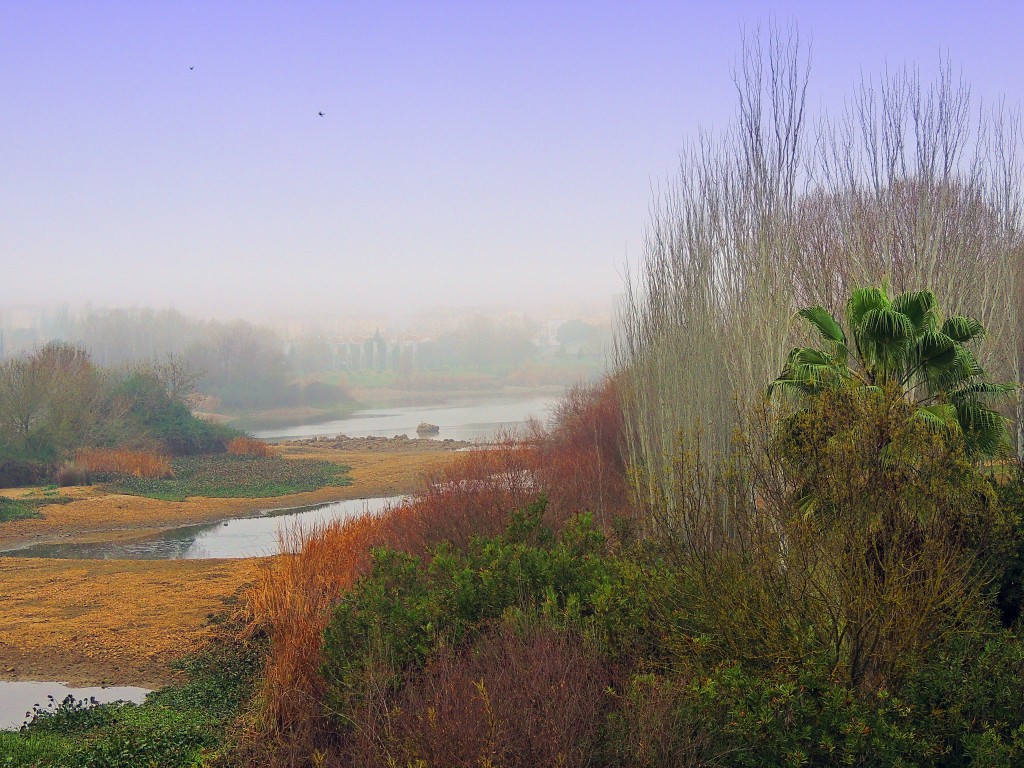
[0,490,73,523]
[0,618,264,767]
[103,454,351,501]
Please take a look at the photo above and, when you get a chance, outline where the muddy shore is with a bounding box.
[0,440,457,687]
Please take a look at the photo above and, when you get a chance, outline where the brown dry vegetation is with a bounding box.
[227,436,275,458]
[0,443,459,688]
[0,556,261,687]
[239,382,627,761]
[74,447,174,479]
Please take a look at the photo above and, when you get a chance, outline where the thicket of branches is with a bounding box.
[616,27,1024,534]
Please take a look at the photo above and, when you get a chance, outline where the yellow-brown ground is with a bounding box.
[0,445,457,687]
[0,447,457,549]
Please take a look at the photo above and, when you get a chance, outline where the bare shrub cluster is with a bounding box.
[227,436,275,458]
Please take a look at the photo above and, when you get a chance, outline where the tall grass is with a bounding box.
[72,447,174,479]
[227,436,275,458]
[238,378,629,763]
[615,26,1024,537]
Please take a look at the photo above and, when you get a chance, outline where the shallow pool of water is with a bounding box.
[255,394,558,441]
[0,681,150,731]
[1,496,403,560]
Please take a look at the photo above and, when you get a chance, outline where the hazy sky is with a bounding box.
[2,2,1022,319]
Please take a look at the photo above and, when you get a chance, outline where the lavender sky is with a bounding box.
[1,1,1022,320]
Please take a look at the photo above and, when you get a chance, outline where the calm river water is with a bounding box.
[1,496,403,560]
[0,681,150,731]
[254,394,559,441]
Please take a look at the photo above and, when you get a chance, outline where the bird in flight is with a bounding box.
[189,65,194,70]
[318,111,325,117]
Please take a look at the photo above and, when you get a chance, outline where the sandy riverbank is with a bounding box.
[0,442,458,687]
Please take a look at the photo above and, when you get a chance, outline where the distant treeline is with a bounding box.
[0,343,237,486]
[1,309,609,409]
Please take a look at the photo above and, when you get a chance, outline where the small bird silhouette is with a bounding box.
[318,111,325,117]
[189,65,194,70]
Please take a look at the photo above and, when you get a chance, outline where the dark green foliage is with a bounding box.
[1,620,264,768]
[992,468,1024,628]
[895,624,1024,766]
[605,659,919,767]
[321,498,661,718]
[113,372,238,456]
[0,492,72,523]
[104,454,351,501]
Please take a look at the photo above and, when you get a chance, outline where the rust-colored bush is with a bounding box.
[227,436,275,458]
[539,377,631,527]
[73,448,173,479]
[236,377,635,764]
[381,624,611,768]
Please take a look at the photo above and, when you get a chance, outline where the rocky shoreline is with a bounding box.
[284,434,473,452]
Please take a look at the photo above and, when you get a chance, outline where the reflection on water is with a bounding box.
[1,496,403,561]
[254,395,558,441]
[0,681,150,731]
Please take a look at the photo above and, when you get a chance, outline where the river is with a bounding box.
[0,496,404,560]
[254,393,559,442]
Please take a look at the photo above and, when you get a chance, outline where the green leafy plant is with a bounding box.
[772,283,1018,458]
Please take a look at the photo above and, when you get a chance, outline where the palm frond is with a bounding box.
[912,403,960,436]
[953,400,1012,457]
[892,290,939,334]
[846,285,890,332]
[940,315,986,345]
[798,306,847,348]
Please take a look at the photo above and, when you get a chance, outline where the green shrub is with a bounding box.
[104,454,350,501]
[321,498,657,724]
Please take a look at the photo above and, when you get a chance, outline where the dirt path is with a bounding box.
[0,445,459,687]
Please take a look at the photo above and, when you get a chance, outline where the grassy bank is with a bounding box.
[1,617,262,768]
[0,492,73,523]
[103,454,351,502]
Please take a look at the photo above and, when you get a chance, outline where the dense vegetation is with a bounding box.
[0,342,239,487]
[0,343,239,488]
[104,454,351,502]
[229,366,1024,766]
[4,30,1024,768]
[1,618,263,767]
[227,35,1024,767]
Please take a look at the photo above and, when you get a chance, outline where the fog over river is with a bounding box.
[254,395,559,442]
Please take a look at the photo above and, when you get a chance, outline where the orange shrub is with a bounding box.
[227,436,275,458]
[73,448,173,479]
[383,624,611,768]
[240,440,542,761]
[238,376,634,763]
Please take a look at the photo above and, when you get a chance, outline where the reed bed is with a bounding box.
[227,436,275,458]
[72,447,174,479]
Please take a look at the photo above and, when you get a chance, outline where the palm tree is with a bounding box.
[771,283,1017,458]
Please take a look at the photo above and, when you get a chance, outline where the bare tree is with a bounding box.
[616,27,1024,539]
